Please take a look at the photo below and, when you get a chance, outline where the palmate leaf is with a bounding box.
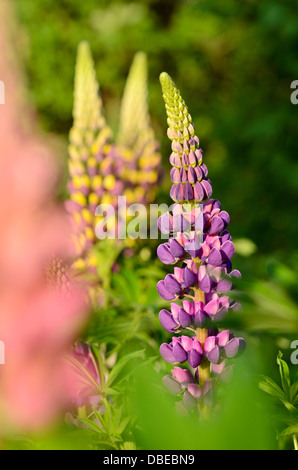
[91,403,131,445]
[258,376,296,412]
[78,417,104,435]
[259,376,287,401]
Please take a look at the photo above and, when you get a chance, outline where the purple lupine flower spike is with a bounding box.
[157,72,245,415]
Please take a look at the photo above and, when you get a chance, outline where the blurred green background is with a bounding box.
[13,0,298,449]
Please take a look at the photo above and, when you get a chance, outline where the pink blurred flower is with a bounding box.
[0,287,88,430]
[0,1,91,433]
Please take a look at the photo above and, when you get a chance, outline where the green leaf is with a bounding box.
[259,377,287,401]
[290,382,298,403]
[78,418,103,435]
[277,351,291,396]
[106,350,145,388]
[117,416,131,435]
[280,423,298,436]
[258,376,295,411]
[92,408,109,434]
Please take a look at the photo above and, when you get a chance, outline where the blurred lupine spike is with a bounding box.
[73,41,106,131]
[158,72,245,415]
[117,52,161,205]
[118,52,150,143]
[66,41,123,262]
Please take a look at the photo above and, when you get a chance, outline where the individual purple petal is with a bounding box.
[204,336,216,354]
[176,183,185,202]
[211,360,226,376]
[187,167,197,184]
[172,367,194,385]
[180,335,193,351]
[170,239,185,258]
[170,184,178,201]
[219,210,230,228]
[194,166,203,181]
[238,338,246,353]
[171,302,181,319]
[173,342,188,363]
[194,310,209,328]
[193,339,204,355]
[180,168,187,183]
[224,337,240,358]
[159,309,179,333]
[182,300,195,315]
[202,380,213,396]
[193,181,204,201]
[174,267,184,284]
[178,309,192,328]
[195,149,203,164]
[173,214,190,233]
[157,244,176,264]
[202,380,215,407]
[175,402,188,416]
[188,349,203,368]
[200,163,208,177]
[217,330,231,347]
[169,152,182,168]
[184,239,201,258]
[201,179,213,198]
[164,274,181,295]
[188,150,196,165]
[221,240,235,261]
[231,302,242,311]
[188,384,202,401]
[204,299,219,317]
[230,269,242,279]
[217,278,232,292]
[209,216,225,235]
[199,275,211,293]
[208,247,222,266]
[182,152,189,166]
[184,182,194,201]
[157,280,176,300]
[158,212,173,234]
[221,230,232,243]
[160,343,176,363]
[207,345,220,364]
[183,267,197,288]
[162,375,182,395]
[183,390,196,410]
[170,167,181,183]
